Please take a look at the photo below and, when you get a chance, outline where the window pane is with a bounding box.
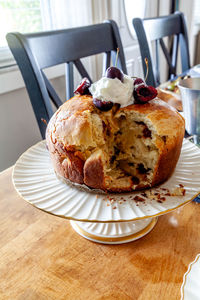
[0,0,43,48]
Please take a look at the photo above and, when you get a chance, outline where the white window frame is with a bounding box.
[0,47,14,65]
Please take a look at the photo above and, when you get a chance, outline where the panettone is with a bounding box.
[46,94,185,192]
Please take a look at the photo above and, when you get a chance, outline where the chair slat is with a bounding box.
[42,71,63,108]
[65,62,74,100]
[171,34,179,69]
[132,17,156,87]
[73,59,93,83]
[159,38,176,75]
[170,34,179,80]
[155,39,160,85]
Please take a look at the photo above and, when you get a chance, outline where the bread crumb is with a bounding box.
[170,186,186,196]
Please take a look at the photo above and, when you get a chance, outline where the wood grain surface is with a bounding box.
[0,167,200,300]
[157,88,183,111]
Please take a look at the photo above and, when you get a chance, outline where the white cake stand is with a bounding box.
[12,140,200,244]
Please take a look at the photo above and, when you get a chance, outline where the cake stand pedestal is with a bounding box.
[70,218,157,244]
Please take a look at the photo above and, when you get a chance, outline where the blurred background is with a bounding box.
[0,0,200,171]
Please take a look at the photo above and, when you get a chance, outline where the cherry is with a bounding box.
[74,77,91,95]
[134,78,144,85]
[134,84,157,104]
[105,67,124,82]
[93,98,113,111]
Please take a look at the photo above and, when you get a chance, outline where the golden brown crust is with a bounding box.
[62,151,84,184]
[46,95,185,193]
[47,95,97,151]
[84,153,105,190]
[152,131,184,186]
[46,140,84,184]
[121,98,184,137]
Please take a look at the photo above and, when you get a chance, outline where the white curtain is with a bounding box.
[41,0,93,30]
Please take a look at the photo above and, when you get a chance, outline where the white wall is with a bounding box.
[0,76,66,171]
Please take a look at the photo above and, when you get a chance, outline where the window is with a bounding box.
[0,0,44,48]
[0,0,94,93]
[124,0,147,38]
[0,0,93,68]
[0,0,46,67]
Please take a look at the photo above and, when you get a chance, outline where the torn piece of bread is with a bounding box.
[46,95,185,192]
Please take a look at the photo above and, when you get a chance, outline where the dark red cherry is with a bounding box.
[105,67,124,82]
[134,78,144,85]
[93,98,113,111]
[134,84,157,103]
[74,77,91,95]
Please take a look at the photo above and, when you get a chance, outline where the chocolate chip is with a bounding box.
[137,163,151,174]
[131,176,139,185]
[115,130,122,136]
[110,155,116,164]
[114,146,120,155]
[102,121,111,136]
[162,136,167,144]
[143,127,152,138]
[135,121,145,126]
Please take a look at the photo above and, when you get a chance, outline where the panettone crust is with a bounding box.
[46,95,185,192]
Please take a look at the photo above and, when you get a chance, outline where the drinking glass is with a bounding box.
[178,78,200,145]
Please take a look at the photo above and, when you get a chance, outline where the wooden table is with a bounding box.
[0,167,200,300]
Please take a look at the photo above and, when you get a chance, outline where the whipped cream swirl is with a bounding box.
[89,75,134,108]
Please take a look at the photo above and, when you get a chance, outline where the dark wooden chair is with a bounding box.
[133,12,190,87]
[6,20,127,139]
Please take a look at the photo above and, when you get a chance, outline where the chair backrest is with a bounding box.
[133,12,190,87]
[6,20,127,139]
